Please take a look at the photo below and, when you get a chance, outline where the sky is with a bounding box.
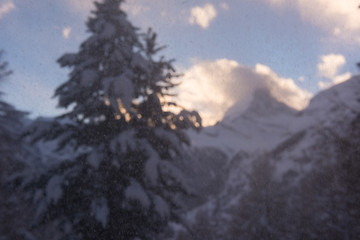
[0,0,360,125]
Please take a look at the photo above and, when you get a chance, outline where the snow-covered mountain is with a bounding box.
[271,76,360,180]
[188,88,298,157]
[177,76,360,239]
[189,75,359,164]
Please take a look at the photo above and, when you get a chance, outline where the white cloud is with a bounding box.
[62,27,71,39]
[265,0,360,43]
[317,54,346,79]
[333,27,341,36]
[332,72,351,84]
[254,64,312,109]
[177,59,312,125]
[318,72,351,89]
[297,0,360,30]
[189,3,217,29]
[317,54,351,89]
[298,76,305,82]
[0,1,15,19]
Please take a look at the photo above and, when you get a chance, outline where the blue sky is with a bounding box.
[1,0,359,125]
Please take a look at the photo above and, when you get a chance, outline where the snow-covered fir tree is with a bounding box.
[21,0,201,240]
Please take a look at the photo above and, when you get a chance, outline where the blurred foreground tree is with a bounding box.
[0,50,28,239]
[21,0,201,240]
[0,50,25,175]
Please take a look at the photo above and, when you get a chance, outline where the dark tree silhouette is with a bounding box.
[21,1,201,240]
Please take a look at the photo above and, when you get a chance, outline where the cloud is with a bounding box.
[0,1,15,19]
[317,54,345,79]
[265,0,360,43]
[333,27,341,36]
[177,59,312,125]
[254,64,312,109]
[317,54,351,89]
[62,27,71,39]
[189,3,217,29]
[318,72,351,89]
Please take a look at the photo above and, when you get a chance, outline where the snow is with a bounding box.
[124,180,150,208]
[93,18,105,33]
[159,160,186,188]
[91,197,109,228]
[33,189,44,202]
[110,129,137,154]
[180,76,360,233]
[20,230,36,240]
[80,69,98,86]
[46,175,63,203]
[101,22,116,39]
[189,76,360,163]
[154,128,181,149]
[113,49,125,62]
[153,195,169,218]
[87,150,102,169]
[57,53,77,67]
[103,75,134,112]
[297,76,360,131]
[74,57,98,74]
[188,88,297,158]
[131,52,149,71]
[144,149,159,184]
[113,74,134,110]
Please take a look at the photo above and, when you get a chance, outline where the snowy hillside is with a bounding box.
[272,75,360,180]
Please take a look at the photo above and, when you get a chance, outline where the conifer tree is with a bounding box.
[0,50,25,170]
[22,1,201,240]
[0,50,26,180]
[0,50,28,240]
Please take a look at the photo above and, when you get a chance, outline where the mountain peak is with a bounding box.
[245,88,296,116]
[224,88,297,123]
